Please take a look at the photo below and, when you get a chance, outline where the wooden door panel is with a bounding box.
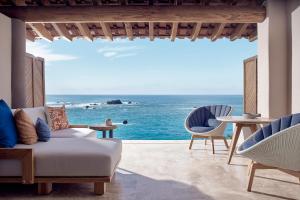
[244,56,257,114]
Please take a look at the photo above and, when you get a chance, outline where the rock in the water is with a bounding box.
[123,120,128,125]
[107,100,123,105]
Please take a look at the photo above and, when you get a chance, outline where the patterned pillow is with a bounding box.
[46,105,69,131]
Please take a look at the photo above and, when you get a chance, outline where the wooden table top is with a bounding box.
[89,124,118,131]
[216,116,274,124]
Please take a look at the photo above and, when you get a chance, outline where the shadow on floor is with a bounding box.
[0,169,214,200]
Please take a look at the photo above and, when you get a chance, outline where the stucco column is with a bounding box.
[11,18,26,109]
[257,0,290,118]
[0,14,12,106]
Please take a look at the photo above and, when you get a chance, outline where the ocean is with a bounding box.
[47,95,243,140]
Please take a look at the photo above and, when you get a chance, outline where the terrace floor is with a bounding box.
[0,140,299,200]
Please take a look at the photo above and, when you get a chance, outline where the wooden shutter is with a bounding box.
[244,56,257,114]
[24,55,34,107]
[33,57,45,107]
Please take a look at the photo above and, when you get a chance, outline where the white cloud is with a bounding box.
[97,45,141,59]
[26,41,78,62]
[103,52,117,57]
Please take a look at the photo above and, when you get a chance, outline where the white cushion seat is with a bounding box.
[0,138,122,177]
[51,128,97,138]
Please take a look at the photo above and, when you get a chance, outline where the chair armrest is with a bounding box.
[0,148,34,184]
[69,124,89,128]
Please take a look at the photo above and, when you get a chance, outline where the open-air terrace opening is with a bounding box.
[0,1,300,199]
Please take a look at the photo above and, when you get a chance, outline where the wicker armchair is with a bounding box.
[237,113,300,191]
[185,105,232,154]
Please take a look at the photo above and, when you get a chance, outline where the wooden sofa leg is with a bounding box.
[38,183,52,195]
[189,136,194,150]
[94,182,106,195]
[247,163,257,192]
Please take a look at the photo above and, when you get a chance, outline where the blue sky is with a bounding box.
[26,38,256,95]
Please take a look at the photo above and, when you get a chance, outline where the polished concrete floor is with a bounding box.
[0,140,299,200]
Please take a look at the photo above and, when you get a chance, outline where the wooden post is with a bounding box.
[94,182,106,195]
[38,183,52,195]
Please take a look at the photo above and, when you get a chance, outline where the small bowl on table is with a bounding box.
[243,113,261,119]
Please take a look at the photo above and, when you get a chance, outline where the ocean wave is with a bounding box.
[46,101,138,109]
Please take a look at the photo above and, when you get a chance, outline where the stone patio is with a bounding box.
[0,140,299,200]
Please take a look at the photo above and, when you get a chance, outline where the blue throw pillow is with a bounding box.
[35,118,51,142]
[207,119,221,127]
[0,99,18,148]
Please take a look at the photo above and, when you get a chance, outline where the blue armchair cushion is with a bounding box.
[35,117,51,142]
[190,126,215,133]
[207,119,221,127]
[187,105,231,128]
[240,113,300,151]
[0,99,18,148]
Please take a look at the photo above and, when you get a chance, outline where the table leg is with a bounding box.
[109,130,113,138]
[102,131,106,138]
[227,124,242,164]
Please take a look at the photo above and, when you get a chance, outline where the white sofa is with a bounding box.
[0,107,122,195]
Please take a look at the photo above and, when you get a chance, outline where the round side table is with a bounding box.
[89,124,118,138]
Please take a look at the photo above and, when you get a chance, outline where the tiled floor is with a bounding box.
[0,140,299,200]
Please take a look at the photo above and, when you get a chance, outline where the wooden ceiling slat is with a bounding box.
[51,23,72,41]
[100,22,113,41]
[149,22,154,41]
[76,23,93,41]
[170,22,178,41]
[0,6,266,23]
[211,23,225,41]
[29,23,53,42]
[230,23,248,41]
[190,23,202,41]
[124,22,133,40]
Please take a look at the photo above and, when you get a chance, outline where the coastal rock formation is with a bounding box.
[107,100,122,105]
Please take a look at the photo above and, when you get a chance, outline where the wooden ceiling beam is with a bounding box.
[170,22,178,41]
[68,0,77,6]
[0,6,266,23]
[211,23,226,41]
[11,0,26,6]
[51,23,72,41]
[26,31,35,42]
[29,23,53,42]
[190,23,202,41]
[76,23,93,41]
[230,23,248,41]
[40,0,50,6]
[249,32,257,42]
[100,22,113,41]
[149,22,154,41]
[124,22,133,40]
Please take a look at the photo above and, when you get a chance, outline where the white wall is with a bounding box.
[257,0,300,118]
[0,13,12,106]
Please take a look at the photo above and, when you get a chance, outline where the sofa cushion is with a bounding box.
[14,109,38,145]
[36,118,51,142]
[0,138,122,177]
[51,128,97,138]
[46,106,69,131]
[0,100,18,148]
[12,107,47,125]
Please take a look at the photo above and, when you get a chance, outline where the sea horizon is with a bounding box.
[46,94,242,140]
